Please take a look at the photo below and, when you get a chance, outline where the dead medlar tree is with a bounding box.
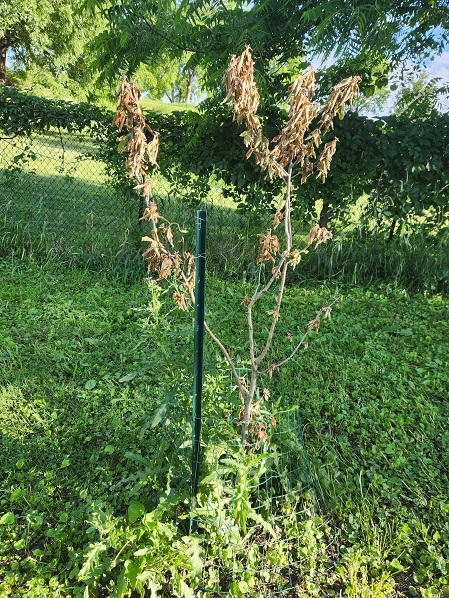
[222,47,360,441]
[113,55,360,444]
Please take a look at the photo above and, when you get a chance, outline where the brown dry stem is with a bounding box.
[115,50,360,448]
[222,48,360,444]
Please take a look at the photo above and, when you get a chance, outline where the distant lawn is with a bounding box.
[0,130,146,263]
[140,97,197,113]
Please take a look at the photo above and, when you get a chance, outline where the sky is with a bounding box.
[428,50,449,80]
[424,45,449,115]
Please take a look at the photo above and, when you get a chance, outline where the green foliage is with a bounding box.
[0,0,105,92]
[84,0,308,100]
[0,260,448,596]
[300,111,381,222]
[0,86,111,137]
[135,60,198,103]
[375,112,449,226]
[315,52,390,101]
[86,0,449,104]
[300,111,449,232]
[303,225,449,295]
[301,0,449,66]
[394,70,445,118]
[145,100,284,210]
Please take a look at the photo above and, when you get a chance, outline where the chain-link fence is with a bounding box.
[0,128,267,275]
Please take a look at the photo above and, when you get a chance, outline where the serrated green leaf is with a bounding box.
[125,560,140,589]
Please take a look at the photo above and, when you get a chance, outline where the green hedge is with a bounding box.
[1,86,449,234]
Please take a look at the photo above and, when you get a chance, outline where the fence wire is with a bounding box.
[0,130,133,252]
[0,128,265,275]
[153,392,335,597]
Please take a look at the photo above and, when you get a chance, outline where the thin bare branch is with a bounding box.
[204,321,249,401]
[262,297,340,374]
[254,160,293,366]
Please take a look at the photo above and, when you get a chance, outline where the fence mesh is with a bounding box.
[0,130,132,252]
[152,389,335,596]
[0,124,336,594]
[196,408,335,596]
[0,128,266,274]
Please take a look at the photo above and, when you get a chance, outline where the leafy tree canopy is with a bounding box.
[84,0,449,102]
[302,0,449,66]
[0,0,103,90]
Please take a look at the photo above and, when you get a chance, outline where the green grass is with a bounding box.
[140,97,197,113]
[98,96,197,113]
[304,225,449,295]
[0,131,142,257]
[0,258,448,596]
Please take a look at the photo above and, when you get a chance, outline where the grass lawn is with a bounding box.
[0,257,448,596]
[140,97,197,114]
[0,131,141,258]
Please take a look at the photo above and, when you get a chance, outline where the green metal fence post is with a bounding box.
[190,210,206,533]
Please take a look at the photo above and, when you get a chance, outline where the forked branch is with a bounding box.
[113,51,360,446]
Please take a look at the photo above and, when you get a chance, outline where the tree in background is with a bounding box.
[0,0,106,101]
[3,0,449,105]
[303,0,449,64]
[394,69,446,118]
[132,60,200,104]
[85,0,449,104]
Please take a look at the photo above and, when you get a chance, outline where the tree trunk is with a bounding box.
[185,71,194,104]
[168,86,176,103]
[0,37,10,85]
[318,200,330,228]
[0,31,17,85]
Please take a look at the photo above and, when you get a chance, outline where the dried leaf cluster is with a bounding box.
[257,229,280,263]
[222,47,271,172]
[254,222,332,269]
[113,78,194,312]
[140,203,195,311]
[223,47,361,183]
[307,304,333,333]
[113,76,159,201]
[305,224,333,248]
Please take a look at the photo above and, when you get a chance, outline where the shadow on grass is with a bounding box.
[29,130,99,155]
[0,167,268,277]
[0,379,167,512]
